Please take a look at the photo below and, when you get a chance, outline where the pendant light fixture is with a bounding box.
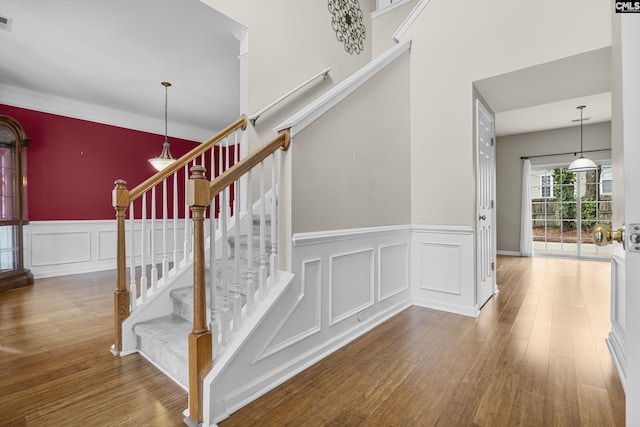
[568,105,597,173]
[148,81,176,171]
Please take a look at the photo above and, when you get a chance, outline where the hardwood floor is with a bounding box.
[220,256,625,426]
[0,256,624,426]
[0,270,187,426]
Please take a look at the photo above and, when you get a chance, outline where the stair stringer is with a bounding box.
[202,271,296,424]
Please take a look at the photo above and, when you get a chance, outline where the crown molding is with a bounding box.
[0,83,212,142]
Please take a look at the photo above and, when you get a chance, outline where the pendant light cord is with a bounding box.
[161,81,171,145]
[164,84,168,144]
[578,105,585,156]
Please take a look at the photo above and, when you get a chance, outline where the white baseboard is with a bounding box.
[497,250,521,256]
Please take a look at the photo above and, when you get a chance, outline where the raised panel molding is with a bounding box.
[329,248,375,326]
[419,242,462,295]
[379,243,409,301]
[607,253,626,390]
[256,258,322,362]
[24,220,185,278]
[31,231,92,266]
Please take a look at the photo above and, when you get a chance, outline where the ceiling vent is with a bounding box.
[0,15,13,32]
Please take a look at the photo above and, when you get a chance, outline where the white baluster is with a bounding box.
[129,202,137,310]
[226,140,232,222]
[150,187,158,292]
[232,172,242,331]
[220,176,231,345]
[162,179,168,280]
[270,153,278,286]
[140,193,147,301]
[173,171,179,270]
[246,168,255,315]
[209,194,219,356]
[259,161,267,300]
[183,164,190,263]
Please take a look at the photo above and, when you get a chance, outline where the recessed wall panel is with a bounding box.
[31,232,91,266]
[419,242,462,295]
[379,243,409,301]
[330,249,374,325]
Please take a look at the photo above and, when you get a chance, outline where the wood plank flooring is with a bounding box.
[0,270,187,426]
[0,256,624,426]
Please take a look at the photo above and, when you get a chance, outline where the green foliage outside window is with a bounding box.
[553,168,576,230]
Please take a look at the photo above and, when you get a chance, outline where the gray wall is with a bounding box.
[496,121,612,253]
[291,51,411,234]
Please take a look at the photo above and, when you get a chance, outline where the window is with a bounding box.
[531,164,612,260]
[540,174,554,198]
[600,165,612,195]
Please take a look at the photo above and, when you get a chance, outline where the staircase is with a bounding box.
[132,214,271,387]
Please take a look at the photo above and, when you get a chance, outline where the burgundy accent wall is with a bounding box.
[0,104,203,221]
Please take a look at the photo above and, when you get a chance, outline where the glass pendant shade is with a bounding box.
[568,156,597,172]
[148,139,175,171]
[568,105,597,173]
[148,81,176,171]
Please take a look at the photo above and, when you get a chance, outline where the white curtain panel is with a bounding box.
[520,159,533,257]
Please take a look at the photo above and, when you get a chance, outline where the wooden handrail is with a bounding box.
[209,129,291,199]
[128,114,248,201]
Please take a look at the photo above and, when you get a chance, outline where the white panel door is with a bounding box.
[621,14,640,425]
[476,100,496,309]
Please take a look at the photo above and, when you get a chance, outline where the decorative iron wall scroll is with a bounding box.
[328,0,366,54]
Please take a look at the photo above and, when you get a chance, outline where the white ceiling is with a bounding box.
[475,47,612,137]
[0,0,243,141]
[0,1,612,141]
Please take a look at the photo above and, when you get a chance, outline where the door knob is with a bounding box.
[593,224,625,248]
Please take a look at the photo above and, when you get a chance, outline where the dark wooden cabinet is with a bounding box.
[0,115,33,292]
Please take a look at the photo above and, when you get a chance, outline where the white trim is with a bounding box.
[293,224,411,246]
[412,297,480,318]
[392,0,432,43]
[371,0,413,19]
[274,40,411,137]
[0,83,213,141]
[497,250,522,257]
[412,224,474,235]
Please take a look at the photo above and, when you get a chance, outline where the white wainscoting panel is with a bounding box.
[24,220,186,278]
[256,259,322,361]
[329,248,375,325]
[419,242,462,295]
[31,231,92,266]
[608,249,626,391]
[379,243,409,301]
[411,225,476,317]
